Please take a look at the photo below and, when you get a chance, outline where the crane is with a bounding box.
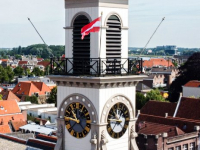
[27,17,54,58]
[140,17,165,56]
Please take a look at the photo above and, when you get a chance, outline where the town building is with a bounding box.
[182,80,200,98]
[19,102,57,123]
[0,100,27,134]
[150,67,178,87]
[12,81,51,103]
[156,45,178,55]
[143,58,174,70]
[0,90,20,102]
[136,97,200,150]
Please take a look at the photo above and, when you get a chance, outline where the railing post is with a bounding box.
[50,57,53,74]
[65,58,67,75]
[98,58,101,76]
[140,58,143,73]
[114,59,116,74]
[128,58,130,74]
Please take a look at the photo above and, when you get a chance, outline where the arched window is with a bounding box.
[73,15,90,74]
[106,15,122,73]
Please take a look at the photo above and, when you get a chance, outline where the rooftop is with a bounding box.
[137,121,185,137]
[143,58,174,68]
[140,101,177,117]
[184,80,200,87]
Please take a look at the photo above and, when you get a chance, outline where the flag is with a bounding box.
[81,17,101,40]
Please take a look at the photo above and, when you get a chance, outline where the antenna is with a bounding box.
[140,17,165,56]
[27,17,54,58]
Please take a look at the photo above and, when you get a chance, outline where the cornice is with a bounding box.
[48,75,147,89]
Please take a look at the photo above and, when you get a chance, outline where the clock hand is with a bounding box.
[65,117,80,123]
[72,111,77,120]
[108,119,122,122]
[79,123,85,130]
[114,111,120,120]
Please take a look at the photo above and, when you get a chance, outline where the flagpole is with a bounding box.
[99,12,103,58]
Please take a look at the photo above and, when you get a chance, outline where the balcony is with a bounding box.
[50,58,143,76]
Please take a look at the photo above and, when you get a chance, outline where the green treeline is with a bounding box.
[0,44,65,59]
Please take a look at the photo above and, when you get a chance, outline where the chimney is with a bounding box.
[165,113,168,118]
[162,132,168,138]
[194,126,200,131]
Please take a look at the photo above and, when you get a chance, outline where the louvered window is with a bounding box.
[106,15,122,73]
[73,15,90,74]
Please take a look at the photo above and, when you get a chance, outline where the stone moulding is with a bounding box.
[166,132,198,144]
[48,75,146,89]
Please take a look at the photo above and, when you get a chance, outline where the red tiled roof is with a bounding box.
[184,80,200,87]
[140,101,177,117]
[11,120,27,131]
[0,100,20,115]
[0,125,11,133]
[32,82,51,95]
[37,61,50,67]
[12,82,40,96]
[12,81,51,96]
[138,114,200,133]
[37,58,44,61]
[137,121,184,137]
[1,91,20,102]
[18,61,28,65]
[0,59,8,62]
[176,97,200,120]
[143,58,174,68]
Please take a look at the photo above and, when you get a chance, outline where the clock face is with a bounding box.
[65,102,91,138]
[107,102,130,139]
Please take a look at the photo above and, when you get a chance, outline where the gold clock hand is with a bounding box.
[114,111,119,120]
[72,111,77,120]
[108,119,122,122]
[65,116,80,123]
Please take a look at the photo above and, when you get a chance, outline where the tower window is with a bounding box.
[73,15,90,74]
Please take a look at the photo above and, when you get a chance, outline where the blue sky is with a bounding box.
[0,0,200,48]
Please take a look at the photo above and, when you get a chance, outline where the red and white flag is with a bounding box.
[81,17,101,40]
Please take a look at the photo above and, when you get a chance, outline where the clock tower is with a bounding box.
[49,0,146,150]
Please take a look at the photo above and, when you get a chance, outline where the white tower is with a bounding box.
[49,0,146,150]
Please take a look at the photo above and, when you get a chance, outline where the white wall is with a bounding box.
[183,86,200,98]
[57,85,135,150]
[65,6,128,59]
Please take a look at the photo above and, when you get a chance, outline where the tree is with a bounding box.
[0,65,9,83]
[46,87,57,106]
[136,92,147,110]
[146,89,165,102]
[13,66,24,76]
[5,66,14,82]
[32,67,44,76]
[136,89,166,110]
[169,52,200,102]
[25,96,38,104]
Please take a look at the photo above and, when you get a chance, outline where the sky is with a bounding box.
[0,0,200,48]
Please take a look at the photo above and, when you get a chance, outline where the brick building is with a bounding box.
[136,98,200,150]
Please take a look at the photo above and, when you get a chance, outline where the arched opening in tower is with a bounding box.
[106,15,122,74]
[73,15,90,74]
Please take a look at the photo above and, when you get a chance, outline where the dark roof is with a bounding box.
[36,134,57,143]
[151,68,173,73]
[140,101,177,117]
[137,121,184,137]
[138,114,200,133]
[176,97,200,120]
[27,138,56,150]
